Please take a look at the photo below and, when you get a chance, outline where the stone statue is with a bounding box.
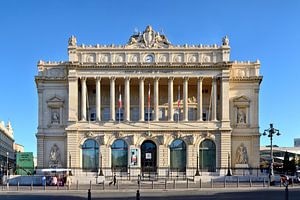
[68,35,77,46]
[237,108,246,124]
[143,25,155,47]
[51,111,60,124]
[222,35,229,46]
[235,143,248,164]
[49,144,62,167]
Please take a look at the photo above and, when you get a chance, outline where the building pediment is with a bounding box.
[233,96,250,103]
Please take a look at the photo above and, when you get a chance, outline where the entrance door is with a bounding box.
[141,140,157,173]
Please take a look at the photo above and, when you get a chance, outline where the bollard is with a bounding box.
[263,178,265,187]
[237,177,239,188]
[199,179,202,188]
[280,179,282,187]
[292,178,294,187]
[285,185,289,200]
[67,182,70,190]
[136,189,140,200]
[31,181,33,191]
[88,189,91,200]
[57,183,59,190]
[76,180,79,190]
[165,179,167,190]
[268,178,270,187]
[102,180,105,190]
[187,178,189,188]
[90,180,92,190]
[7,182,9,191]
[173,179,176,189]
[117,180,119,190]
[152,180,154,189]
[250,177,252,187]
[211,178,213,188]
[17,182,19,191]
[224,177,226,188]
[44,183,46,191]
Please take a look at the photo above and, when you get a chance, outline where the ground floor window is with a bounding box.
[199,139,216,172]
[82,139,99,171]
[170,139,186,172]
[141,140,157,172]
[111,139,128,172]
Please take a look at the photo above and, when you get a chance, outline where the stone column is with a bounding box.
[168,77,174,121]
[211,77,217,121]
[183,77,189,121]
[139,77,145,121]
[81,77,87,121]
[153,77,159,121]
[68,70,78,122]
[197,77,203,121]
[96,77,101,121]
[221,71,230,122]
[110,77,116,121]
[124,77,130,121]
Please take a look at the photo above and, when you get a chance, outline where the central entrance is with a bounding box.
[141,140,157,174]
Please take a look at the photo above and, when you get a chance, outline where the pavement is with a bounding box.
[0,186,299,200]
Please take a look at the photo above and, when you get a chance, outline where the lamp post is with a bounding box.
[226,153,232,176]
[99,153,104,176]
[69,152,72,176]
[262,123,280,183]
[6,152,9,186]
[195,152,200,176]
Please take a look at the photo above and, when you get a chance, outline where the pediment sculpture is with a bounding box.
[126,25,172,48]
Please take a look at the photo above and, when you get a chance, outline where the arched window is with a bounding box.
[111,139,128,171]
[199,139,216,172]
[82,139,99,171]
[170,139,186,172]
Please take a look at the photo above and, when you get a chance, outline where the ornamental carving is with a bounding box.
[235,143,248,164]
[48,144,62,168]
[126,25,171,48]
[85,131,94,138]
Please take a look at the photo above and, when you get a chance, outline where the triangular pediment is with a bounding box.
[233,96,250,103]
[47,96,63,103]
[125,25,172,49]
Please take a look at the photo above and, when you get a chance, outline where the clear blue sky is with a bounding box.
[0,0,299,155]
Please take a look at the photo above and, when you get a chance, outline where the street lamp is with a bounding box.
[226,153,232,176]
[6,152,9,186]
[262,123,280,183]
[195,152,200,176]
[69,152,73,176]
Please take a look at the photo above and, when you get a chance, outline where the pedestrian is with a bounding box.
[113,173,117,186]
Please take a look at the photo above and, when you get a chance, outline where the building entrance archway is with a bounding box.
[141,140,157,173]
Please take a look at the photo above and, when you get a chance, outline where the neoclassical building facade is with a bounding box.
[35,26,262,178]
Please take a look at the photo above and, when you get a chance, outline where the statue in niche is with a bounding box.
[237,108,246,124]
[68,35,77,46]
[49,144,62,167]
[235,143,248,164]
[51,111,60,124]
[222,35,229,46]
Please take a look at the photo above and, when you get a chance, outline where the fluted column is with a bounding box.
[110,77,116,121]
[139,77,145,121]
[124,77,130,121]
[168,77,174,121]
[96,77,101,121]
[153,77,159,121]
[221,71,230,122]
[212,77,217,121]
[183,77,189,121]
[197,77,203,121]
[81,77,87,121]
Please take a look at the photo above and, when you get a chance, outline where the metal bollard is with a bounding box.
[250,177,252,187]
[102,180,105,190]
[263,178,265,187]
[117,180,119,190]
[152,180,154,189]
[76,180,79,190]
[211,178,213,188]
[237,177,239,188]
[88,189,91,200]
[90,180,92,190]
[224,177,226,188]
[57,183,59,190]
[292,178,294,187]
[31,181,33,191]
[285,185,289,200]
[268,178,270,187]
[187,178,189,188]
[67,183,70,190]
[173,179,176,189]
[165,179,167,190]
[199,179,202,188]
[17,182,19,191]
[136,189,140,200]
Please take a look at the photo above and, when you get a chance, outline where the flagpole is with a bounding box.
[178,85,180,123]
[148,82,150,124]
[119,85,121,123]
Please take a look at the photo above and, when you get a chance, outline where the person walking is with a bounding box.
[113,173,117,186]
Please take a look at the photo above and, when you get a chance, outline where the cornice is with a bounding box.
[229,76,263,84]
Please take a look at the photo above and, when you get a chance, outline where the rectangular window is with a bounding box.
[203,112,207,121]
[145,108,153,121]
[116,109,124,121]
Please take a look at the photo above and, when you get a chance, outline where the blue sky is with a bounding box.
[0,0,299,155]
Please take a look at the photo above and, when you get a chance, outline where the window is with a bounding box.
[111,139,128,172]
[82,139,99,171]
[199,139,216,172]
[145,108,152,121]
[116,109,124,121]
[170,139,186,172]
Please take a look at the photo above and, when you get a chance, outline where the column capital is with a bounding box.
[153,77,160,81]
[197,76,204,81]
[125,76,131,81]
[96,76,102,81]
[168,76,174,81]
[109,76,116,81]
[80,76,87,81]
[138,77,145,81]
[183,76,189,81]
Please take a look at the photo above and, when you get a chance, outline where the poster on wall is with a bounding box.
[146,153,152,159]
[130,148,138,166]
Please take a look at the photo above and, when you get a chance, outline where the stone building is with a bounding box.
[35,26,262,178]
[0,120,15,176]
